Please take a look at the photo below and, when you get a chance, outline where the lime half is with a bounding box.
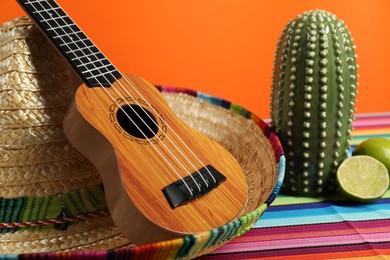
[337,155,389,202]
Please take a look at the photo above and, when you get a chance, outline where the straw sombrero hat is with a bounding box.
[0,17,285,258]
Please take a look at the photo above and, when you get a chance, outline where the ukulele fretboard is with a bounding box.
[18,0,122,87]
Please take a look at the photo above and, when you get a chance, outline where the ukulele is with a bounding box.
[17,0,248,245]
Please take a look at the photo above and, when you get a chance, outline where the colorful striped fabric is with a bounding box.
[202,112,390,259]
[0,185,107,230]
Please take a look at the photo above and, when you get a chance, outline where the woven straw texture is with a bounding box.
[0,16,132,253]
[0,17,285,259]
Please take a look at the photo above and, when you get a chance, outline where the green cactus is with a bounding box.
[270,10,358,196]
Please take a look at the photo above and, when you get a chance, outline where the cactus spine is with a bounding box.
[270,10,358,196]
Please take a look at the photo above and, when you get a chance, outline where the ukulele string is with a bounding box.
[35,0,217,193]
[43,1,217,186]
[121,74,217,185]
[28,0,197,195]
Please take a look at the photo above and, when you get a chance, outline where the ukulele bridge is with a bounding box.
[162,165,226,209]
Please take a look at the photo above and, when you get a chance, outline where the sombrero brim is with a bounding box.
[0,17,285,259]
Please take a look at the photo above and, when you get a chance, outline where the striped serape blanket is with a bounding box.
[202,113,390,259]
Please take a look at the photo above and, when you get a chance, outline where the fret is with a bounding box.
[70,52,105,61]
[59,38,88,47]
[42,18,66,30]
[75,47,99,59]
[86,69,119,80]
[17,0,121,87]
[84,68,119,86]
[61,39,93,54]
[75,59,107,73]
[68,51,105,67]
[76,57,108,67]
[52,30,83,40]
[65,45,96,54]
[79,55,106,69]
[40,16,73,31]
[31,7,61,14]
[47,25,80,39]
[44,14,68,22]
[28,0,59,14]
[25,0,46,4]
[51,31,89,50]
[82,63,113,74]
[47,23,76,32]
[86,70,122,87]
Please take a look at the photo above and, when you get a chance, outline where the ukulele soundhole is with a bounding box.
[117,105,159,139]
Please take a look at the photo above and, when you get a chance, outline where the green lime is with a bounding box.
[352,138,390,174]
[337,155,389,202]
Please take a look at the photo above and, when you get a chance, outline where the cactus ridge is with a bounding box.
[270,10,358,196]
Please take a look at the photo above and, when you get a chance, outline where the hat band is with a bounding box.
[0,184,107,233]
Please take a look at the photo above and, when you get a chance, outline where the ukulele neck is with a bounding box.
[17,0,122,87]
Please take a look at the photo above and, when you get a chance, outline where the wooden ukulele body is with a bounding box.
[63,74,249,245]
[17,0,248,246]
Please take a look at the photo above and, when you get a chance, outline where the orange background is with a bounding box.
[1,0,389,119]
